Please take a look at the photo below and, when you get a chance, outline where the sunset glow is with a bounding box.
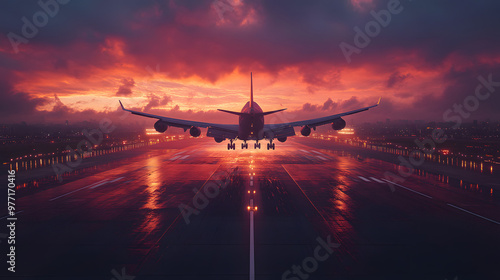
[1,1,499,125]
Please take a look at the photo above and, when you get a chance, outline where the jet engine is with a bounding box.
[154,120,169,133]
[300,125,311,136]
[190,126,201,137]
[214,137,224,143]
[277,137,287,142]
[332,118,346,130]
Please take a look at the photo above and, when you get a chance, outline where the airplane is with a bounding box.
[119,73,380,150]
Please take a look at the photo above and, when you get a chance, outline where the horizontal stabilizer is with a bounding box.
[261,108,287,115]
[217,109,245,116]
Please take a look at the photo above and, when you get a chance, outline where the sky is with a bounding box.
[1,0,500,126]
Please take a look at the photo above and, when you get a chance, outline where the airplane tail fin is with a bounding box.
[250,72,253,109]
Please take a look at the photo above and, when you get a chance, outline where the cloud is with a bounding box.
[116,78,135,96]
[300,96,363,113]
[0,0,500,123]
[321,98,337,111]
[143,94,172,111]
[386,72,411,88]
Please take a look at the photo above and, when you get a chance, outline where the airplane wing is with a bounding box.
[263,98,380,138]
[119,101,239,139]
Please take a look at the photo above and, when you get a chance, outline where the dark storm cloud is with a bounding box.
[1,0,500,122]
[386,71,411,88]
[0,70,47,119]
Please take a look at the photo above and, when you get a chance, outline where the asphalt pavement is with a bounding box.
[2,137,499,280]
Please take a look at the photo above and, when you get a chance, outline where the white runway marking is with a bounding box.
[249,198,255,280]
[173,150,186,156]
[89,180,110,189]
[358,176,371,182]
[299,149,310,154]
[49,179,108,201]
[108,177,124,183]
[316,156,328,161]
[447,204,500,225]
[382,179,433,199]
[250,181,253,186]
[370,177,384,183]
[311,150,326,156]
[90,176,124,189]
[169,155,180,161]
[180,155,190,160]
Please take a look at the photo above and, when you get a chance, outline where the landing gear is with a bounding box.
[254,142,261,149]
[241,142,249,149]
[266,140,275,150]
[227,140,236,150]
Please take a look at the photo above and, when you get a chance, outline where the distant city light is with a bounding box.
[338,128,355,135]
[146,129,161,135]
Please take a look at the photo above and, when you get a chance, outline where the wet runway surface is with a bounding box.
[3,138,500,279]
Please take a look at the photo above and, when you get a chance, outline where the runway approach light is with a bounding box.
[247,206,258,211]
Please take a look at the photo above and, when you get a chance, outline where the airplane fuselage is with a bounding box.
[238,101,264,140]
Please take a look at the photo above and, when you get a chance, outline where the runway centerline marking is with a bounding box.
[447,204,500,225]
[249,198,255,280]
[169,155,180,161]
[316,156,328,161]
[382,179,433,199]
[49,179,108,201]
[180,155,190,160]
[358,176,371,182]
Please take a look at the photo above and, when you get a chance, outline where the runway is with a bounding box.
[4,137,500,280]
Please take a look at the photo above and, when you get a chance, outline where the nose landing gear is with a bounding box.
[254,142,261,149]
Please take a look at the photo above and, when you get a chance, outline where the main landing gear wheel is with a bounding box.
[241,143,249,149]
[227,141,236,150]
[254,143,261,149]
[266,143,275,150]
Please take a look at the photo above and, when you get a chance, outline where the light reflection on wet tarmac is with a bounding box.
[6,137,500,280]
